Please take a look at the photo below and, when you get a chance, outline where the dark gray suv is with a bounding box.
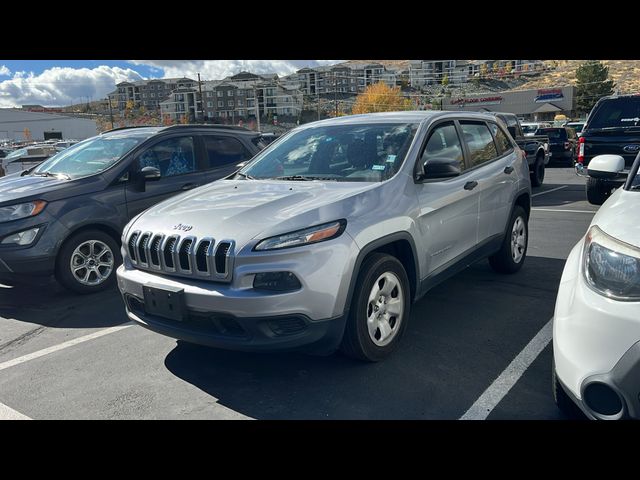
[0,125,264,293]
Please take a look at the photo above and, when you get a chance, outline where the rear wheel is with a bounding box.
[586,177,611,205]
[530,152,545,187]
[340,253,411,362]
[55,229,121,294]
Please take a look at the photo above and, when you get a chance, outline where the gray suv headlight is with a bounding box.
[254,220,346,251]
[0,200,47,223]
[583,225,640,301]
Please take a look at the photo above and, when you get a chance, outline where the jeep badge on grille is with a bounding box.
[173,223,193,232]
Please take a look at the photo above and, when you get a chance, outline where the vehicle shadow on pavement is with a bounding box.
[0,278,129,329]
[164,255,568,419]
[532,184,593,209]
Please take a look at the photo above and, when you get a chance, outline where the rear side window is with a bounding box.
[203,135,252,169]
[489,123,513,154]
[460,122,498,167]
[588,97,640,129]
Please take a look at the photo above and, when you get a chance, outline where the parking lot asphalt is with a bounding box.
[0,167,598,419]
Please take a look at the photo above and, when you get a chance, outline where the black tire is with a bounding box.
[586,177,610,205]
[530,153,545,187]
[489,205,528,274]
[55,229,121,294]
[552,366,585,419]
[340,253,411,362]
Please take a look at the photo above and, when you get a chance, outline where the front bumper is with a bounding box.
[553,241,640,419]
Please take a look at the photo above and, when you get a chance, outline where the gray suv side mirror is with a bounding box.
[140,166,161,181]
[419,157,461,181]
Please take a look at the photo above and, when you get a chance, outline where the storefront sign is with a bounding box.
[450,96,503,106]
[535,88,564,103]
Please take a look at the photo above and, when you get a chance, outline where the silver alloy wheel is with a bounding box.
[366,271,404,347]
[70,240,114,286]
[511,216,527,263]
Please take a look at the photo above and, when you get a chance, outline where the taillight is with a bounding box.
[577,136,585,163]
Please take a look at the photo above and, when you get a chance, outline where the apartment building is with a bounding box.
[293,63,398,96]
[110,77,196,111]
[159,71,303,123]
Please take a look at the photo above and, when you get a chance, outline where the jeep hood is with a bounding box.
[128,179,379,249]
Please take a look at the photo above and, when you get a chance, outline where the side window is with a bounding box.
[420,122,465,172]
[202,136,252,169]
[460,122,498,168]
[489,123,513,154]
[137,136,196,177]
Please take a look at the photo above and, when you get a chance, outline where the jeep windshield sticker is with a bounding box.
[372,165,386,171]
[620,117,640,123]
[386,154,397,163]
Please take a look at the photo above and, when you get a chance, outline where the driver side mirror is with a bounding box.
[140,166,161,181]
[417,157,461,181]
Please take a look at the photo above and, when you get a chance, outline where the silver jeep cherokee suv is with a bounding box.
[117,111,531,361]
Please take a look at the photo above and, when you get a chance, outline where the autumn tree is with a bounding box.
[575,60,616,115]
[480,64,488,78]
[351,82,413,114]
[441,74,449,87]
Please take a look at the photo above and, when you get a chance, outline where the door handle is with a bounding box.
[504,166,514,174]
[464,181,478,191]
[181,183,199,190]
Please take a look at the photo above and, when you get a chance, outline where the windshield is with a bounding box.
[5,147,29,160]
[33,133,148,179]
[239,122,419,182]
[588,97,640,129]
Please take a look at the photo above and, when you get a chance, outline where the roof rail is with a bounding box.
[162,124,255,132]
[101,125,160,134]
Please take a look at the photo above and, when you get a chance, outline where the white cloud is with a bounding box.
[0,65,10,76]
[0,66,144,108]
[128,60,344,80]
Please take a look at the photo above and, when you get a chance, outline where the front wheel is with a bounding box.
[489,205,528,274]
[340,253,411,362]
[55,230,121,294]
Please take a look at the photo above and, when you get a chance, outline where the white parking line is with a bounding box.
[0,401,31,420]
[460,319,553,420]
[532,208,596,214]
[532,185,567,197]
[0,325,132,372]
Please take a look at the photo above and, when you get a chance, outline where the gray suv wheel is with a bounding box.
[340,253,411,362]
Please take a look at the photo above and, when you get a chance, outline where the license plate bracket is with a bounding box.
[143,283,187,321]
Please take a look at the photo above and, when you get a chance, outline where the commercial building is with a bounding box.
[0,109,98,142]
[442,86,576,121]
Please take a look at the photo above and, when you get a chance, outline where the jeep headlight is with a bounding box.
[0,200,47,223]
[583,225,640,301]
[254,220,346,251]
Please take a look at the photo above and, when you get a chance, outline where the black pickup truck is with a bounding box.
[576,94,640,204]
[488,112,550,186]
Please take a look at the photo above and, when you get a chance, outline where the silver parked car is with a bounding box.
[117,111,532,361]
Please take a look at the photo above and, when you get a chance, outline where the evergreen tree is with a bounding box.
[575,61,615,115]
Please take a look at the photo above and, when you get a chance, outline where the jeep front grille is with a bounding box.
[126,230,234,282]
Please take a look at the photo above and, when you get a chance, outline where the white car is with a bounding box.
[553,153,640,419]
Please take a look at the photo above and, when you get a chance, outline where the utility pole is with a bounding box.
[108,95,114,129]
[333,76,338,117]
[254,85,261,131]
[317,91,320,120]
[197,73,204,123]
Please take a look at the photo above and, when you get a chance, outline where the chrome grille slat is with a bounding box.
[126,231,232,282]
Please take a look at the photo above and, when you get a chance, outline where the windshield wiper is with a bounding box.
[274,175,339,181]
[32,171,71,180]
[236,172,255,180]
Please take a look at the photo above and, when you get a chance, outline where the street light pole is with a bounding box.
[197,73,204,123]
[254,85,261,131]
[108,95,114,129]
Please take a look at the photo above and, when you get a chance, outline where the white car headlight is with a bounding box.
[254,220,346,251]
[0,200,47,223]
[583,225,640,301]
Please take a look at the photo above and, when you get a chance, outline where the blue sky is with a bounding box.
[0,60,342,107]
